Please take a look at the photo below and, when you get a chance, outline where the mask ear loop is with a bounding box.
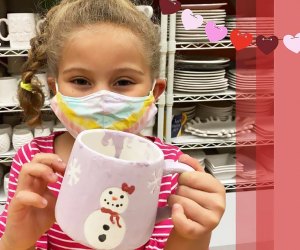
[149,80,157,95]
[54,80,59,94]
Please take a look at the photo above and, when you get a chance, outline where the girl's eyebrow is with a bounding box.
[62,67,91,75]
[112,67,144,76]
[62,66,145,76]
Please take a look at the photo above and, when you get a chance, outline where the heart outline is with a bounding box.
[160,0,182,15]
[283,33,300,54]
[230,29,253,51]
[181,9,203,30]
[205,21,228,43]
[256,35,279,55]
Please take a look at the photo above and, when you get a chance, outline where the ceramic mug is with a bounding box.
[0,13,43,49]
[55,129,194,250]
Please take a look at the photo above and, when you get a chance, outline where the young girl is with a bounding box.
[0,0,225,249]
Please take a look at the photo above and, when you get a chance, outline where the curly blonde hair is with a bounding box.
[19,0,161,126]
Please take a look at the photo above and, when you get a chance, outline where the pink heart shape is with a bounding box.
[205,21,228,43]
[181,9,203,30]
[283,33,300,54]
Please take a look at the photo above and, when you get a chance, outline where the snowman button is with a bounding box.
[98,234,106,242]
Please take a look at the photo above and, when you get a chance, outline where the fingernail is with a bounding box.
[58,159,66,168]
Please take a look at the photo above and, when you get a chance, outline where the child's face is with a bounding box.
[57,23,154,98]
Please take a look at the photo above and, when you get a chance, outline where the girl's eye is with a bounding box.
[71,78,91,86]
[114,80,134,87]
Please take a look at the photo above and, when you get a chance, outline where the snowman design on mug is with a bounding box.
[84,183,135,249]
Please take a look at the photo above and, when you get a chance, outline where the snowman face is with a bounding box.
[100,187,129,213]
[84,211,126,249]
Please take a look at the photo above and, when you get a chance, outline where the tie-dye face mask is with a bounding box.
[50,83,157,138]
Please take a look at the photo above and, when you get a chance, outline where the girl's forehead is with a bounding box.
[59,24,149,72]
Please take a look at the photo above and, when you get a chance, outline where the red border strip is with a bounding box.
[274,0,300,249]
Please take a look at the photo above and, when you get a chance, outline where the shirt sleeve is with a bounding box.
[0,144,49,250]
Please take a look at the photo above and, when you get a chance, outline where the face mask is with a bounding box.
[50,83,157,138]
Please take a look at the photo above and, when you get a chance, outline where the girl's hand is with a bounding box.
[1,153,66,250]
[170,154,226,240]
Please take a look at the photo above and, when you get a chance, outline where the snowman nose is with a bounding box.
[112,196,118,201]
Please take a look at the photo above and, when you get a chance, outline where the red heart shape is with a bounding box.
[122,183,135,195]
[256,35,279,55]
[160,0,181,15]
[230,29,253,51]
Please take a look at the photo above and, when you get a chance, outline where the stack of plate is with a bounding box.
[176,3,227,42]
[205,153,244,180]
[174,56,230,94]
[234,99,273,117]
[236,151,270,180]
[173,105,196,121]
[227,69,274,92]
[226,16,274,39]
[183,149,206,167]
[196,101,233,121]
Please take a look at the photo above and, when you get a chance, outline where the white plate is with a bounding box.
[176,69,225,74]
[181,3,227,10]
[174,83,229,89]
[176,37,210,42]
[174,78,228,84]
[175,75,225,81]
[176,34,208,38]
[176,57,230,64]
[174,86,228,93]
[178,8,226,13]
[175,74,226,79]
[226,16,274,20]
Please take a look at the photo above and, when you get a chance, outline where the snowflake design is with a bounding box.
[67,158,81,186]
[148,168,163,194]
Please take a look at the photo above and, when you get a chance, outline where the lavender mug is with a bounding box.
[55,129,194,250]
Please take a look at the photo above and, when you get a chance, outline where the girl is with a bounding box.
[0,0,225,249]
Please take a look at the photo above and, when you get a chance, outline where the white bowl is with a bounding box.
[0,124,12,138]
[0,77,19,105]
[12,130,33,151]
[34,127,51,137]
[0,133,11,154]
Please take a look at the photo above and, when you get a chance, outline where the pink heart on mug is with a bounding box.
[205,21,228,43]
[283,33,300,54]
[181,9,203,30]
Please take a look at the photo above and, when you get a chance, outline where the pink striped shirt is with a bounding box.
[0,132,182,249]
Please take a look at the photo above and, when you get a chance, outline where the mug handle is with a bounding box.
[156,160,195,223]
[163,159,195,175]
[0,19,10,41]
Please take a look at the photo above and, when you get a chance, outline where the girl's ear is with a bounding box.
[47,76,56,95]
[153,79,166,101]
